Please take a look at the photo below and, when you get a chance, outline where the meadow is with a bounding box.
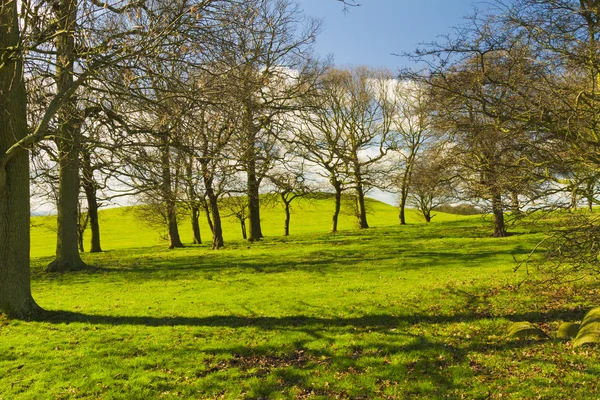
[2,197,599,399]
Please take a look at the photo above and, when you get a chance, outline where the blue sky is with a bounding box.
[298,0,485,70]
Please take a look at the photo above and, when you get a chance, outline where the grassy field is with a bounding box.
[3,198,600,399]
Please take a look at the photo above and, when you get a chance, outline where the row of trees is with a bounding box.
[1,0,421,318]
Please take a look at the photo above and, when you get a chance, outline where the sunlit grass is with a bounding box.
[2,199,598,399]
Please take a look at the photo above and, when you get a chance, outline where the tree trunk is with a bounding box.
[160,134,183,249]
[190,205,202,244]
[491,193,507,237]
[247,166,263,241]
[510,191,520,215]
[81,149,102,253]
[204,174,224,249]
[0,1,42,317]
[283,195,291,236]
[399,200,407,226]
[399,166,412,225]
[202,199,214,234]
[355,170,369,229]
[239,217,247,240]
[47,0,87,272]
[167,206,184,249]
[331,181,342,233]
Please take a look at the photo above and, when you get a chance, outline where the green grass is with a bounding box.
[3,198,599,399]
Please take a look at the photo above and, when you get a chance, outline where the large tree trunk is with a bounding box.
[47,0,87,272]
[491,193,507,237]
[81,149,102,253]
[399,193,407,226]
[0,1,42,317]
[190,205,202,244]
[167,206,183,249]
[331,180,342,233]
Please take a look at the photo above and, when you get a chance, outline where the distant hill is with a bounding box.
[31,195,464,258]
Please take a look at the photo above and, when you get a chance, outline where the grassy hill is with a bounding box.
[3,198,598,399]
[31,195,464,259]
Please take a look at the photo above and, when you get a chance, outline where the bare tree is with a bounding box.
[408,147,454,222]
[268,161,313,236]
[219,0,321,241]
[392,80,432,225]
[322,67,398,229]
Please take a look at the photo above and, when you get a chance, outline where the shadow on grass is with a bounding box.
[34,308,586,328]
[29,309,573,398]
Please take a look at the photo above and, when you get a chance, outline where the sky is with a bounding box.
[297,0,487,70]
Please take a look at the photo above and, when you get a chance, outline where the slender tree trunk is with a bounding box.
[202,199,214,234]
[81,150,102,252]
[190,205,202,244]
[0,1,42,317]
[160,135,183,249]
[398,169,411,225]
[282,195,291,236]
[354,164,369,229]
[491,193,507,237]
[77,225,85,253]
[331,184,342,233]
[247,164,263,241]
[47,0,87,272]
[399,191,407,226]
[399,149,417,225]
[244,117,263,241]
[239,216,247,240]
[203,174,224,249]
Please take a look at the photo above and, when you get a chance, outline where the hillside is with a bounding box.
[30,196,465,259]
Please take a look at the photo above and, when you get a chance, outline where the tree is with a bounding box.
[324,67,397,229]
[0,0,42,317]
[220,0,321,241]
[268,162,312,236]
[408,147,454,222]
[292,68,350,233]
[392,80,432,225]
[408,15,553,237]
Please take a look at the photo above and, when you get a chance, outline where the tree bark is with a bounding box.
[190,205,202,244]
[0,0,43,317]
[510,191,520,216]
[491,193,507,237]
[167,206,183,249]
[202,198,214,234]
[399,198,407,226]
[160,134,183,249]
[354,164,369,229]
[282,194,291,236]
[331,180,342,233]
[239,217,247,240]
[203,175,224,249]
[81,149,102,252]
[247,166,263,241]
[47,0,87,272]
